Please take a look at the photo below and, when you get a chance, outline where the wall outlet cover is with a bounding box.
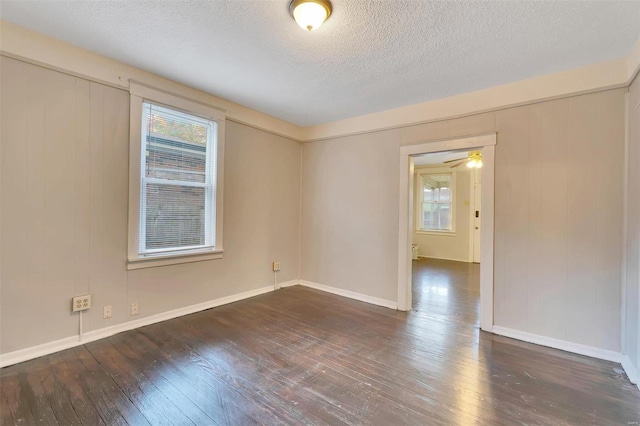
[72,295,91,312]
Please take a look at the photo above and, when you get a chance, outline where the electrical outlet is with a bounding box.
[72,295,91,312]
[272,261,281,271]
[103,305,112,319]
[131,302,139,316]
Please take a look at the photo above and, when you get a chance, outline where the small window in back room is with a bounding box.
[418,173,453,232]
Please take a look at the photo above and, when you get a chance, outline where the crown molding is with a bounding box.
[0,20,302,142]
[300,55,634,141]
[2,20,638,143]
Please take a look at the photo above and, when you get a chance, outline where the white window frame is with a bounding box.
[127,81,225,270]
[415,167,456,236]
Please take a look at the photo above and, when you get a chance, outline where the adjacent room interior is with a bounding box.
[411,149,482,323]
[1,0,640,424]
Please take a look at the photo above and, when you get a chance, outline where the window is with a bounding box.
[128,82,225,269]
[418,172,454,232]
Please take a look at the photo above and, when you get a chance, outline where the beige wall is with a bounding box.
[0,57,301,354]
[301,89,626,352]
[625,75,640,374]
[0,36,633,363]
[413,167,472,262]
[300,129,401,302]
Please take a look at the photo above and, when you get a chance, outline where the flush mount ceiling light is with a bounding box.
[289,0,332,31]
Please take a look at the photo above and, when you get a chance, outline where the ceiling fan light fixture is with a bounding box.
[289,0,332,31]
[466,151,483,169]
[444,150,483,169]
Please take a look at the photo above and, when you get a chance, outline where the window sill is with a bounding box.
[127,249,223,270]
[415,230,457,237]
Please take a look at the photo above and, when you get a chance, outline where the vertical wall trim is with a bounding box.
[622,92,630,355]
[468,170,475,263]
[636,88,640,387]
[397,154,411,310]
[480,144,496,331]
[298,142,303,282]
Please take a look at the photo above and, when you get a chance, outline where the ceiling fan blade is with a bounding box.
[443,157,467,163]
[450,160,466,168]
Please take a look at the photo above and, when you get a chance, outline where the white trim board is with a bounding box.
[493,326,640,387]
[298,280,398,310]
[0,284,288,368]
[416,255,473,263]
[492,326,623,363]
[277,279,300,289]
[621,355,639,388]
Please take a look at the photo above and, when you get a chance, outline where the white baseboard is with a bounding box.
[492,326,623,363]
[6,280,634,391]
[621,354,639,387]
[417,255,471,263]
[0,285,275,368]
[277,279,300,289]
[493,327,640,389]
[299,280,397,310]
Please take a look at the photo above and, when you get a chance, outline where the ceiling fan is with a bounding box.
[443,150,483,169]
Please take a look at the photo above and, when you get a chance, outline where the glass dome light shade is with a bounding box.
[290,0,332,31]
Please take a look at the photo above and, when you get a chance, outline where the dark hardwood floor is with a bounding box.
[2,258,639,425]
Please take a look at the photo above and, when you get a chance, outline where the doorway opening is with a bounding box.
[411,150,483,324]
[397,133,496,332]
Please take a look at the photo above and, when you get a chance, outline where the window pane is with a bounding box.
[144,183,207,250]
[434,204,451,230]
[424,187,434,202]
[143,103,210,183]
[419,173,453,232]
[148,108,207,146]
[423,202,435,229]
[438,187,451,202]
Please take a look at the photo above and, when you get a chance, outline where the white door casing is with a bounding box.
[473,172,482,263]
[397,133,496,332]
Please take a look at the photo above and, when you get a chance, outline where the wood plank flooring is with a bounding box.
[2,258,639,425]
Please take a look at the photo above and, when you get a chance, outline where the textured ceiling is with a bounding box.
[1,1,638,126]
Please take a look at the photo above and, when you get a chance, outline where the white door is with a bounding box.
[473,172,481,263]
